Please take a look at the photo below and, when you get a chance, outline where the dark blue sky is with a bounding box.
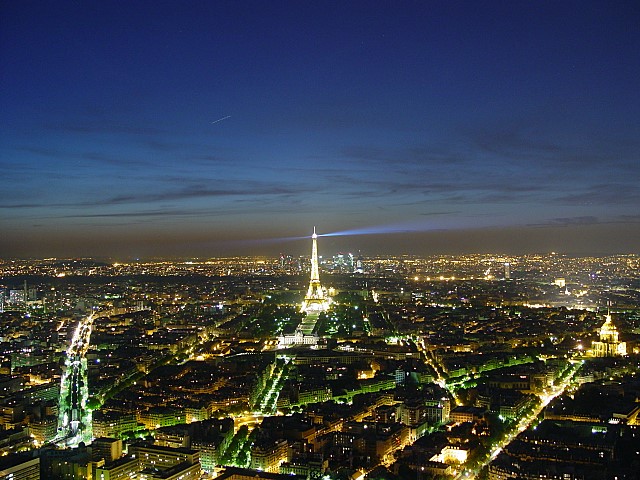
[1,1,639,258]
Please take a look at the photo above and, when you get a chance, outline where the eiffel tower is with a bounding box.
[301,227,330,313]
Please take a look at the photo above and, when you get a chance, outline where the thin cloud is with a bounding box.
[103,184,304,205]
[551,216,600,226]
[472,129,562,159]
[341,145,466,168]
[555,184,640,205]
[528,214,640,228]
[54,209,214,219]
[617,214,640,222]
[14,145,151,168]
[0,182,307,210]
[45,121,165,136]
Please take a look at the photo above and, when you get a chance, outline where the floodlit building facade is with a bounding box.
[591,313,626,357]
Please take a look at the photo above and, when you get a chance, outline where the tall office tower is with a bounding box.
[301,227,330,313]
[355,252,364,274]
[504,262,511,280]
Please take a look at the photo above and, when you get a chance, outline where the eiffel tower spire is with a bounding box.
[301,227,329,312]
[310,227,319,283]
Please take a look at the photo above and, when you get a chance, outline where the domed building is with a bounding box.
[591,312,626,357]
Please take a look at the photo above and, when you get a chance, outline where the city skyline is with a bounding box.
[1,1,639,258]
[0,245,639,478]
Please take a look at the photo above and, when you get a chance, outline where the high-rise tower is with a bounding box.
[301,227,330,313]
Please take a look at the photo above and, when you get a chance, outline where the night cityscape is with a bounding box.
[1,2,639,480]
[0,241,639,479]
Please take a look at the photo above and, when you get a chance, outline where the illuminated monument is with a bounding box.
[301,227,330,313]
[591,311,626,357]
[279,228,327,347]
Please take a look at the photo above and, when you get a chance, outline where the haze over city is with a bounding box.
[1,1,639,257]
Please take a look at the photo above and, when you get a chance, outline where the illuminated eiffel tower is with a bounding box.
[301,227,330,313]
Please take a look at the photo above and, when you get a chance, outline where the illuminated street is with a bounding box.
[455,360,584,479]
[56,312,96,446]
